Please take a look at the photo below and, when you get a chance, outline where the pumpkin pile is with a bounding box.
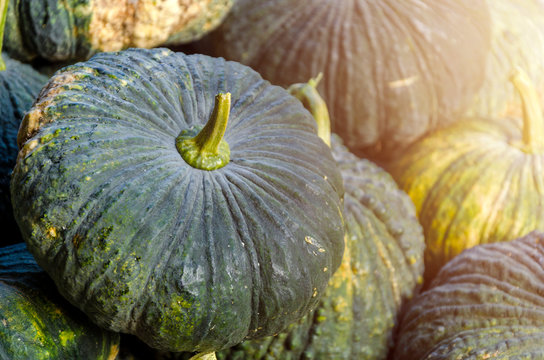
[2,0,544,358]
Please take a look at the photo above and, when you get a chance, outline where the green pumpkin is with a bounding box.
[3,0,234,62]
[11,48,345,354]
[467,0,544,119]
[0,0,48,246]
[388,67,544,283]
[0,243,120,359]
[211,79,424,360]
[393,231,544,359]
[201,0,491,160]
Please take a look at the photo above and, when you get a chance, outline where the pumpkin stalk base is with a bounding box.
[176,92,231,170]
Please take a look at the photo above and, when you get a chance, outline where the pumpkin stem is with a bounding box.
[510,67,544,152]
[176,92,231,170]
[0,0,8,71]
[287,73,331,147]
[188,351,217,360]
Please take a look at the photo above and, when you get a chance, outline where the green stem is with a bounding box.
[188,351,217,360]
[0,0,8,71]
[510,67,544,152]
[287,73,331,147]
[176,93,231,170]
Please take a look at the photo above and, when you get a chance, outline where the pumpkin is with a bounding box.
[210,78,425,360]
[3,0,234,62]
[0,0,48,246]
[393,230,544,360]
[466,0,544,119]
[387,67,544,283]
[0,242,120,359]
[200,0,491,160]
[10,48,345,354]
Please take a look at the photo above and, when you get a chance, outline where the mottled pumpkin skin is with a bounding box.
[388,115,544,283]
[394,231,544,360]
[0,243,120,360]
[204,0,491,160]
[0,54,47,246]
[3,0,234,62]
[212,135,424,360]
[11,48,345,353]
[467,0,544,119]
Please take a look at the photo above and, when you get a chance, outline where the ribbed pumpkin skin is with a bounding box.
[388,116,544,283]
[205,0,491,160]
[0,243,120,360]
[3,0,234,62]
[11,48,345,353]
[467,0,544,119]
[394,231,544,360]
[214,135,424,360]
[0,54,47,246]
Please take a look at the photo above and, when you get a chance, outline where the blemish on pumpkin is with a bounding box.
[72,234,82,249]
[388,75,418,89]
[47,227,57,238]
[59,330,75,346]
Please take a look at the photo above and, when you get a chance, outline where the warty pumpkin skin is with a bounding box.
[394,231,544,360]
[0,243,120,360]
[212,80,425,360]
[10,48,345,354]
[387,68,544,284]
[202,0,491,160]
[3,0,234,62]
[466,0,544,119]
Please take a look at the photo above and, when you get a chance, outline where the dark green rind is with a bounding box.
[205,0,491,161]
[0,243,120,360]
[0,53,47,246]
[394,231,544,360]
[214,135,424,360]
[11,48,345,353]
[3,0,93,62]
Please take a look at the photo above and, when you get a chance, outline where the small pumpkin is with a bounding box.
[10,48,345,354]
[0,0,48,246]
[394,231,544,360]
[201,0,491,160]
[467,0,544,119]
[388,67,544,283]
[3,0,234,62]
[0,242,120,359]
[213,78,425,360]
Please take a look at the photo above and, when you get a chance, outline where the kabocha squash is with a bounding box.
[0,243,120,359]
[10,48,345,354]
[388,67,544,284]
[467,0,544,119]
[213,78,425,360]
[394,231,544,360]
[0,0,48,246]
[3,0,234,62]
[202,0,491,160]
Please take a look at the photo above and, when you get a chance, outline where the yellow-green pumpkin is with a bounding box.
[388,67,544,283]
[10,48,345,354]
